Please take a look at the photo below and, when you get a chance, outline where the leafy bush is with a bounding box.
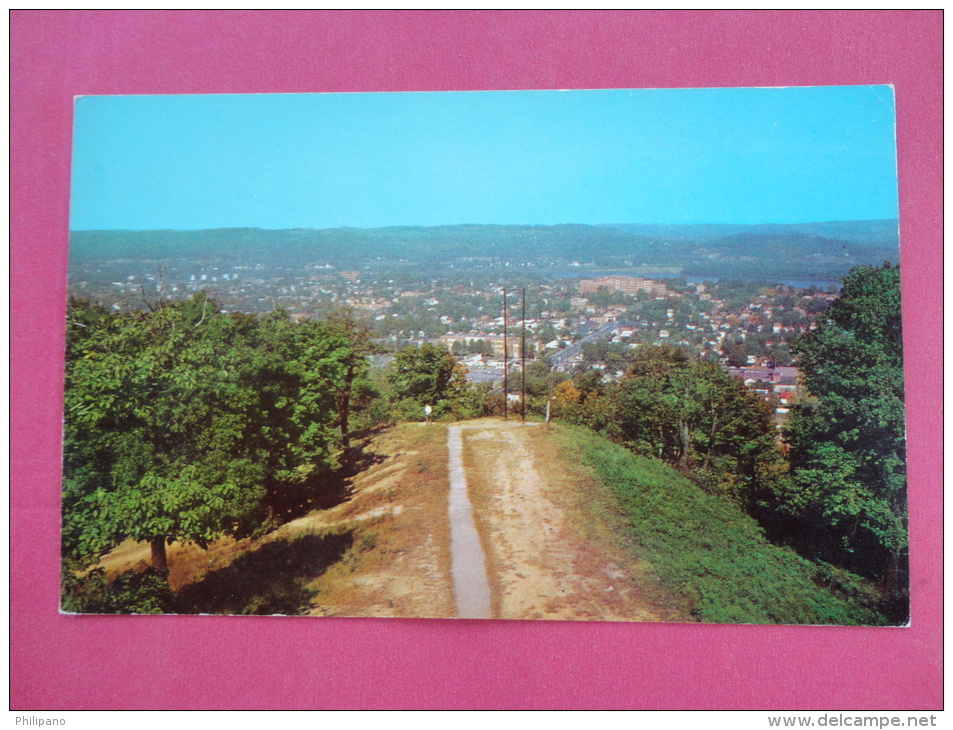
[61,567,173,615]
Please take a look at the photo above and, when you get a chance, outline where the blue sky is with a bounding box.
[69,86,898,230]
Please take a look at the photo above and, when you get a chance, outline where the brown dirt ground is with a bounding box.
[461,418,688,622]
[94,418,686,621]
[301,423,455,618]
[95,423,455,617]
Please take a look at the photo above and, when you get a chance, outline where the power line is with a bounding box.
[521,287,526,423]
[503,287,508,420]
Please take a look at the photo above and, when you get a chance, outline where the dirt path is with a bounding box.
[91,419,683,621]
[460,419,683,621]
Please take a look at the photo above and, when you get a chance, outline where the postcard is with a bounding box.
[61,87,906,624]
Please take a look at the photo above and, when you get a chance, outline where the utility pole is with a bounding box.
[503,288,508,420]
[521,287,526,422]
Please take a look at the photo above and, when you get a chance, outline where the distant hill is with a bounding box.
[69,220,900,282]
[599,219,899,245]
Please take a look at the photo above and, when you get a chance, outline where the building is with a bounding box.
[578,275,668,298]
[439,334,522,359]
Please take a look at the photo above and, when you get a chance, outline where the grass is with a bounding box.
[462,421,691,621]
[296,422,456,618]
[553,424,888,625]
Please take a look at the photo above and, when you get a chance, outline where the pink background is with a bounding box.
[11,11,942,710]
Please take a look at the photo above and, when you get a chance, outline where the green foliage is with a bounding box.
[61,567,173,614]
[725,344,749,368]
[587,287,631,308]
[580,339,630,365]
[62,295,360,575]
[559,426,887,625]
[564,345,786,509]
[320,308,384,449]
[452,338,494,357]
[446,381,490,421]
[386,343,470,419]
[781,264,907,584]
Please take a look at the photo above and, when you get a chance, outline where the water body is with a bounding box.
[446,427,492,619]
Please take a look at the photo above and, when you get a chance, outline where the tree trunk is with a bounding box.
[339,361,355,453]
[703,409,720,472]
[677,420,693,471]
[881,551,900,595]
[150,536,169,574]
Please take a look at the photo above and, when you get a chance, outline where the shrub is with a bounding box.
[61,567,174,615]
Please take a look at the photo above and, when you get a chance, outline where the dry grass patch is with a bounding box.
[303,423,455,618]
[86,423,455,617]
[96,535,255,591]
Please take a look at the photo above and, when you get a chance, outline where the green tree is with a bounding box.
[536,323,558,345]
[387,343,468,417]
[614,346,784,505]
[64,298,265,573]
[782,264,906,586]
[581,340,609,363]
[233,310,349,512]
[725,344,748,368]
[62,296,350,578]
[322,308,381,453]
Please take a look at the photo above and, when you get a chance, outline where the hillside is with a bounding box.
[80,419,887,624]
[68,219,899,282]
[556,425,887,625]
